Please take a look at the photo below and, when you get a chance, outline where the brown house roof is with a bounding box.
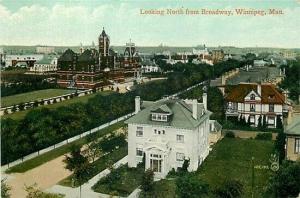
[225,83,285,104]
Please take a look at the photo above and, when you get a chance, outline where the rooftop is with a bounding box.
[125,99,211,129]
[225,83,285,104]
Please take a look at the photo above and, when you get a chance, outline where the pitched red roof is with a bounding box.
[225,83,285,104]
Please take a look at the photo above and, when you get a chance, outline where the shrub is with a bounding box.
[141,169,154,193]
[255,133,272,140]
[225,131,235,138]
[18,103,25,111]
[215,179,244,198]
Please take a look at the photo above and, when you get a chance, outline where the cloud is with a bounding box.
[0,2,299,48]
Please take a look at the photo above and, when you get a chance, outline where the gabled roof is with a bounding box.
[125,99,212,130]
[78,49,97,62]
[58,49,76,62]
[225,83,285,104]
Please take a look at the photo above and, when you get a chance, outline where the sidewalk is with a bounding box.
[46,156,128,198]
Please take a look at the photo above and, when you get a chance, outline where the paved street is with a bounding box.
[46,156,128,198]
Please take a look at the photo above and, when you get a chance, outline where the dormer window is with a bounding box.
[151,113,169,122]
[250,94,255,100]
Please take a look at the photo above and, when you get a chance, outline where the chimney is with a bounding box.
[257,83,261,96]
[192,99,198,120]
[202,93,207,111]
[135,96,141,114]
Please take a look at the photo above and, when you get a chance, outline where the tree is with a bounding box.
[140,169,154,194]
[181,159,190,172]
[1,179,11,198]
[266,161,300,197]
[274,129,286,163]
[276,115,283,129]
[257,116,262,130]
[262,115,267,130]
[176,173,209,198]
[215,179,244,198]
[86,139,101,163]
[25,183,64,198]
[63,146,89,198]
[247,115,251,127]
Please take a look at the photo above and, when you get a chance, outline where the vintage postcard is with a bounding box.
[1,0,299,198]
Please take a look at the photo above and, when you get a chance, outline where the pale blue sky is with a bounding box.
[0,0,299,48]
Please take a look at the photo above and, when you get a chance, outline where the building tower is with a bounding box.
[98,27,110,57]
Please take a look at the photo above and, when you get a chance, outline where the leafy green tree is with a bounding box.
[247,116,251,127]
[176,173,209,198]
[266,161,300,197]
[276,115,283,129]
[140,169,154,195]
[257,116,263,130]
[274,129,286,163]
[262,115,267,130]
[1,179,11,198]
[63,146,89,198]
[215,179,244,198]
[181,159,190,172]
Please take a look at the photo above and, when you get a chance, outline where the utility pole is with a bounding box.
[251,156,255,198]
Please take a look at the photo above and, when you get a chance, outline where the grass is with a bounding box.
[152,138,275,198]
[2,90,113,120]
[59,146,128,187]
[5,122,125,173]
[92,164,144,197]
[1,89,75,107]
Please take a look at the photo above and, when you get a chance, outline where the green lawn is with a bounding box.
[153,138,275,197]
[59,146,128,187]
[92,164,144,197]
[2,91,113,120]
[5,122,125,173]
[1,89,75,107]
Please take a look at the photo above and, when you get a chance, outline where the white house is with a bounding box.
[140,59,161,73]
[125,94,213,179]
[30,55,58,73]
[225,83,287,128]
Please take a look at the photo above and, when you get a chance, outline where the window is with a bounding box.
[150,159,162,172]
[295,138,300,153]
[250,94,256,100]
[176,152,185,161]
[250,104,255,112]
[162,115,167,121]
[177,135,184,143]
[269,104,274,112]
[162,130,165,135]
[151,114,157,120]
[136,127,143,137]
[154,129,157,134]
[150,154,162,172]
[250,115,255,124]
[268,117,275,125]
[136,148,143,156]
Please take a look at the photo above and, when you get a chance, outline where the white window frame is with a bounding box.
[136,126,143,137]
[295,138,300,154]
[136,148,143,157]
[176,135,184,143]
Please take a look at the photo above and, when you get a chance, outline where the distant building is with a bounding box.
[212,49,224,64]
[4,54,44,67]
[225,83,287,128]
[126,95,214,179]
[56,48,103,89]
[140,59,160,73]
[36,46,55,54]
[285,110,300,161]
[280,50,296,60]
[30,55,58,73]
[254,59,269,67]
